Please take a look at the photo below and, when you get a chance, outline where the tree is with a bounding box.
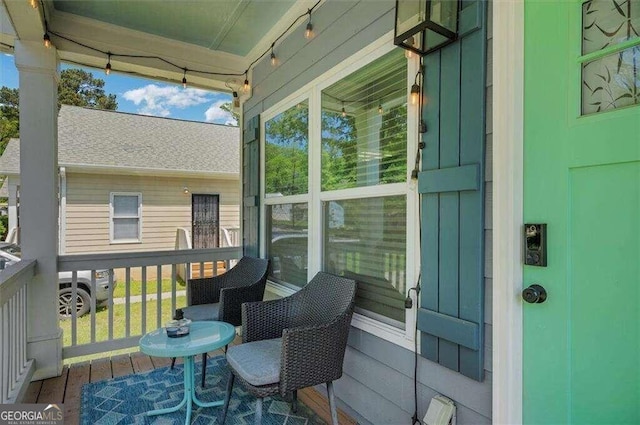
[0,87,19,153]
[58,69,117,110]
[0,68,118,154]
[264,106,309,196]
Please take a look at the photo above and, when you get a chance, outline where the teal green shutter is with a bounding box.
[243,115,260,257]
[417,0,487,381]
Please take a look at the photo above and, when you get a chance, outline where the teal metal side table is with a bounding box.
[139,320,236,425]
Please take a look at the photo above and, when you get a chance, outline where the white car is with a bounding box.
[0,243,117,318]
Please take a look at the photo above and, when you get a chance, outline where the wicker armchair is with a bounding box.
[173,256,269,387]
[220,272,357,425]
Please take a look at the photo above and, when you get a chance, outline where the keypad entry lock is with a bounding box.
[524,223,547,267]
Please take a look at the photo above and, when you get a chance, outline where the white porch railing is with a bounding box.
[4,227,19,244]
[0,260,36,403]
[58,246,242,359]
[221,227,240,247]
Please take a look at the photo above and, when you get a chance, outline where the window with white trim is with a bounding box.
[321,49,408,326]
[262,45,417,333]
[110,193,142,243]
[264,100,309,287]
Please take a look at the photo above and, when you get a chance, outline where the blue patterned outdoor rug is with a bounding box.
[80,355,326,425]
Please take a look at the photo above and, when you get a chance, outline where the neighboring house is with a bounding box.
[0,105,240,257]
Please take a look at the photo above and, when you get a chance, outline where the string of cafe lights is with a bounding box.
[32,0,322,93]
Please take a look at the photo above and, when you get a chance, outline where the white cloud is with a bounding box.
[122,84,212,117]
[205,100,237,126]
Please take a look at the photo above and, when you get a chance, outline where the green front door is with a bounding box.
[524,0,640,423]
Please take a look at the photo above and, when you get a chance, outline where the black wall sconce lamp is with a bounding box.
[394,0,460,56]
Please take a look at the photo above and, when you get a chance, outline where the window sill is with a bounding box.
[110,240,142,245]
[351,313,415,352]
[265,280,415,352]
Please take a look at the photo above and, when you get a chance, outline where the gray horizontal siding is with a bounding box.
[245,0,395,119]
[346,328,492,418]
[245,0,493,423]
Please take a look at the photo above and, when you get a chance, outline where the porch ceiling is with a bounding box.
[0,0,316,92]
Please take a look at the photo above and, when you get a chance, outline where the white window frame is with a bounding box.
[260,31,420,351]
[261,93,312,287]
[109,192,142,244]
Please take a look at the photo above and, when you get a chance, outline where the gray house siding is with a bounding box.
[244,0,493,423]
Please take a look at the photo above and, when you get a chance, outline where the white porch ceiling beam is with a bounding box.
[3,0,324,92]
[1,0,44,42]
[47,10,246,92]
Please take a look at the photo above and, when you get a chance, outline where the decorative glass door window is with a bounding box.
[581,0,639,114]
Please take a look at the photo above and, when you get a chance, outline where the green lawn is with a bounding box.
[61,295,187,360]
[111,278,185,299]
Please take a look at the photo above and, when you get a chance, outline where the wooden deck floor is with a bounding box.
[24,347,356,425]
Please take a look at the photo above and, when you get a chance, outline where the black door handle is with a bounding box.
[522,284,547,304]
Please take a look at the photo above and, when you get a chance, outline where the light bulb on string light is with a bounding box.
[410,83,421,105]
[182,69,188,89]
[410,70,423,106]
[378,103,383,115]
[30,0,38,9]
[43,33,51,48]
[270,42,278,67]
[242,75,251,94]
[105,53,112,75]
[304,9,314,39]
[341,102,347,117]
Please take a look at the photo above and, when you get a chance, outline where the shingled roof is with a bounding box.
[0,105,239,176]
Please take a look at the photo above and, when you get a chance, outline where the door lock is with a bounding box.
[524,223,547,266]
[522,284,547,304]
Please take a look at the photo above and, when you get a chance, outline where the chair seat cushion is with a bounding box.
[226,338,282,387]
[182,303,220,321]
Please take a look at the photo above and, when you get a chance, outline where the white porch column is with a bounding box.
[14,41,62,380]
[7,176,19,235]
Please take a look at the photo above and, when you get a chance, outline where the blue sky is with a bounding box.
[1,54,236,126]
